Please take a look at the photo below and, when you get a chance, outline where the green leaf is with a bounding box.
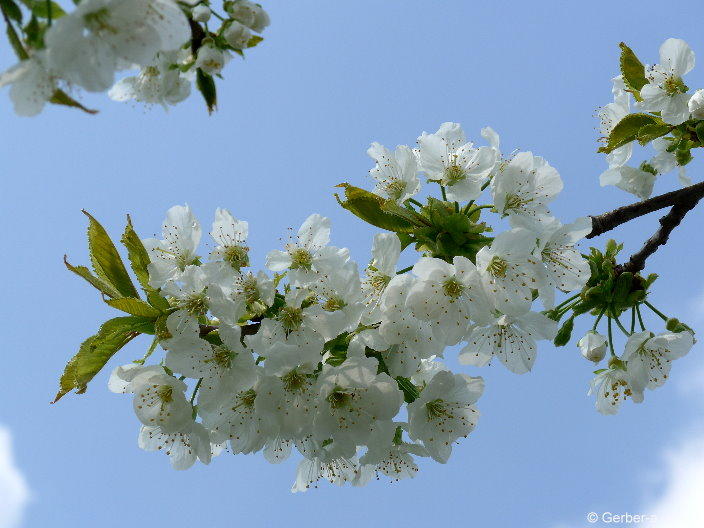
[106,298,162,317]
[83,210,139,298]
[64,255,121,299]
[396,377,420,403]
[599,113,661,154]
[31,0,65,18]
[0,0,22,23]
[196,68,217,114]
[120,215,151,291]
[619,42,648,94]
[53,316,155,402]
[147,291,171,312]
[335,183,419,233]
[4,11,28,60]
[49,89,98,114]
[636,123,671,145]
[695,122,704,145]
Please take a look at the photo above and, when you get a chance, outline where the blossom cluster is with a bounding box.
[103,123,607,490]
[599,38,703,199]
[0,0,269,115]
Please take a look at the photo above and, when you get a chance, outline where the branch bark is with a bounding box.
[587,181,704,239]
[617,192,703,273]
[587,181,704,273]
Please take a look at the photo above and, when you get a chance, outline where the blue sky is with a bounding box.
[1,1,703,526]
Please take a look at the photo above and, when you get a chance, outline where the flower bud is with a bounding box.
[578,331,607,363]
[225,0,268,31]
[195,45,226,75]
[192,5,211,23]
[250,7,270,32]
[688,89,704,120]
[224,20,252,49]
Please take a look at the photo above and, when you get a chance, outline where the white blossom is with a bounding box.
[407,371,483,463]
[367,142,420,203]
[640,38,695,125]
[492,151,563,230]
[416,122,496,202]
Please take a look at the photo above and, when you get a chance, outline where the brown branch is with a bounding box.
[617,192,703,273]
[586,181,704,274]
[587,181,704,239]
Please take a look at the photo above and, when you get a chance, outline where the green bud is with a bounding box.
[554,316,575,347]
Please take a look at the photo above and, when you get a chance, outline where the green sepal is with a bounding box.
[247,35,263,48]
[599,114,662,154]
[49,89,98,114]
[83,210,140,298]
[53,316,155,402]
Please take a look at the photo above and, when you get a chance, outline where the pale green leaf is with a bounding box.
[53,316,155,402]
[83,210,139,298]
[106,298,162,317]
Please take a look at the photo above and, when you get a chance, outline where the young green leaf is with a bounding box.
[105,298,163,317]
[619,42,648,94]
[52,316,155,403]
[64,255,121,299]
[120,215,151,291]
[83,210,139,298]
[636,123,672,145]
[599,113,661,154]
[196,68,217,114]
[335,183,419,233]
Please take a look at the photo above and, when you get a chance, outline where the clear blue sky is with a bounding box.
[1,1,703,526]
